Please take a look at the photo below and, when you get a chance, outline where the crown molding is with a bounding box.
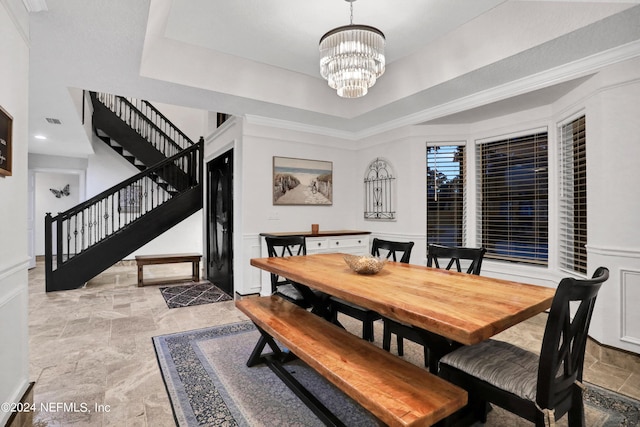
[244,115,358,141]
[244,40,640,143]
[358,39,640,139]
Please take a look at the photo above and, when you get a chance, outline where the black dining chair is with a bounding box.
[265,235,321,310]
[382,244,486,369]
[329,238,415,341]
[438,267,609,427]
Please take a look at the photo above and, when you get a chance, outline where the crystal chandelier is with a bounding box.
[319,0,385,98]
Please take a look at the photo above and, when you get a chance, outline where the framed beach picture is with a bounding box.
[0,105,13,177]
[273,156,333,205]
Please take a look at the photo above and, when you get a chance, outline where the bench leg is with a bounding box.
[137,265,144,287]
[264,354,347,427]
[192,261,200,282]
[246,325,285,367]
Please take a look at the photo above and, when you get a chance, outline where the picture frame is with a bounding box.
[119,185,142,213]
[273,156,333,205]
[0,105,13,177]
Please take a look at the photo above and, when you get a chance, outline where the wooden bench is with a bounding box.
[134,253,201,287]
[236,295,467,427]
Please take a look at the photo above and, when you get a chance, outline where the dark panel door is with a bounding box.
[206,149,233,296]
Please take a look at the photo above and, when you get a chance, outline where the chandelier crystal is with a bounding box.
[319,0,385,98]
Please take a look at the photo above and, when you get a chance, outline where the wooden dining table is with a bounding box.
[250,252,556,349]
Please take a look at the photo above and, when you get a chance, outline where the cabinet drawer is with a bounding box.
[329,237,367,249]
[308,238,329,250]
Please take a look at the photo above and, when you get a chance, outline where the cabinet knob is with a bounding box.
[336,241,340,245]
[317,242,321,247]
[358,240,361,243]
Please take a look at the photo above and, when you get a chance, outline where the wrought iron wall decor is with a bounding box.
[364,157,396,220]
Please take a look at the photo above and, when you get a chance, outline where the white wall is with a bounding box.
[355,128,441,264]
[153,101,208,143]
[34,172,80,255]
[242,122,360,234]
[0,1,31,424]
[220,120,361,295]
[577,61,640,354]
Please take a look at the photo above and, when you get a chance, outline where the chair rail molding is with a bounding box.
[586,244,640,259]
[0,257,30,282]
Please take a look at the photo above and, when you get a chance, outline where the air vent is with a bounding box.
[46,118,62,125]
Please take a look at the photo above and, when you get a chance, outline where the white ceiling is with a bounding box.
[26,0,640,157]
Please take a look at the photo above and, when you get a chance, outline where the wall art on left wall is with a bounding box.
[0,105,12,177]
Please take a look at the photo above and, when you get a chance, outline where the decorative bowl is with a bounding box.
[343,254,388,275]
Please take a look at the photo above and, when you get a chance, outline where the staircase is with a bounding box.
[44,92,204,292]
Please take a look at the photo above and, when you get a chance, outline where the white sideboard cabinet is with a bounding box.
[258,230,370,295]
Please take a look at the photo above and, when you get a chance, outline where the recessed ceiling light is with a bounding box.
[34,135,47,140]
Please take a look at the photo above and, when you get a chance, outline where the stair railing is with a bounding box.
[92,91,195,159]
[45,140,203,280]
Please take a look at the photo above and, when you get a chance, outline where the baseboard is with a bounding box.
[235,292,260,300]
[35,255,137,267]
[586,337,640,373]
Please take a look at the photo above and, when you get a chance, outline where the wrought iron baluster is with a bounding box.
[73,214,78,257]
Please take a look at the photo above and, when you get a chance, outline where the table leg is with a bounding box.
[414,328,462,373]
[291,282,333,321]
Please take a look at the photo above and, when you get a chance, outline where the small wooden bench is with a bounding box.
[236,295,467,427]
[134,253,201,287]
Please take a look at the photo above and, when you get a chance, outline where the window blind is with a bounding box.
[427,145,465,247]
[477,132,548,264]
[559,116,587,274]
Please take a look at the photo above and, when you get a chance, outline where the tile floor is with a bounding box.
[26,261,640,426]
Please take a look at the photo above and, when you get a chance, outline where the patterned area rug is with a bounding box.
[153,321,640,427]
[159,281,232,309]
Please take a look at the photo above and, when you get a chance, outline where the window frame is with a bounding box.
[558,114,587,275]
[475,128,549,265]
[426,142,467,249]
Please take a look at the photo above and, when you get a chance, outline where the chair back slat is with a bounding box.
[265,235,307,293]
[427,244,486,275]
[536,267,609,410]
[371,238,414,264]
[266,235,306,258]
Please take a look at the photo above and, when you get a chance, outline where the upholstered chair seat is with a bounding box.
[440,339,539,401]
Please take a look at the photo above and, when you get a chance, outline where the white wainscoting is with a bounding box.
[0,263,30,427]
[621,269,640,346]
[588,245,640,355]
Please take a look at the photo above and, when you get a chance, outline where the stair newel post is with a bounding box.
[44,212,54,291]
[198,137,204,187]
[56,213,64,268]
